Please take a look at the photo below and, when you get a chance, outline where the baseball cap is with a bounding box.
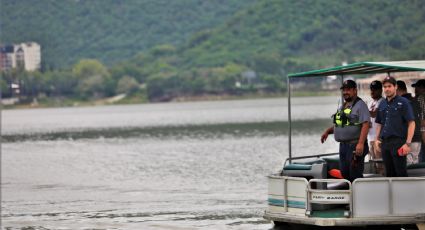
[340,79,357,89]
[412,79,425,88]
[396,80,407,91]
[370,80,382,90]
[382,76,397,86]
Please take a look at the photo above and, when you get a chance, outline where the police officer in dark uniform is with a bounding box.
[321,79,370,181]
[375,76,415,177]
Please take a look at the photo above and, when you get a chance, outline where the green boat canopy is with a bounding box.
[288,60,425,78]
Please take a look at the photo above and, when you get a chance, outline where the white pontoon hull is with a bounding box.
[265,174,425,227]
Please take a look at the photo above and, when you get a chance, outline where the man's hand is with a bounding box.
[355,143,364,156]
[321,131,328,143]
[321,127,334,143]
[374,139,381,154]
[399,144,411,156]
[370,109,377,118]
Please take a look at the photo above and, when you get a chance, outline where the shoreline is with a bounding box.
[1,91,336,110]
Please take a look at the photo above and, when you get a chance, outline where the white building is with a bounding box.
[0,42,41,71]
[15,42,41,71]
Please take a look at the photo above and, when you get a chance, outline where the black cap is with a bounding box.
[340,79,357,89]
[396,80,407,91]
[382,76,397,86]
[370,80,382,90]
[412,79,425,88]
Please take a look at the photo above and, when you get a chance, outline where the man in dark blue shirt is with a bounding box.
[375,76,415,177]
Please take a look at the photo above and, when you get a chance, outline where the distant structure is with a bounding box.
[357,71,425,97]
[0,45,15,71]
[0,42,41,71]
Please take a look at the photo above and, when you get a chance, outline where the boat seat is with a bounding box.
[407,162,425,177]
[292,158,325,165]
[321,155,340,171]
[321,155,339,163]
[282,162,327,179]
[284,164,312,170]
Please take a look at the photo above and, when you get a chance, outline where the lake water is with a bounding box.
[1,97,341,229]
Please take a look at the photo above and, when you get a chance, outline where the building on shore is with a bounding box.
[357,71,425,97]
[0,45,16,71]
[0,42,41,72]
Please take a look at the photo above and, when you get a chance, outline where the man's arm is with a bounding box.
[374,123,382,153]
[422,119,425,143]
[355,121,369,155]
[399,97,416,154]
[375,123,382,142]
[406,120,415,144]
[321,126,334,143]
[400,120,415,155]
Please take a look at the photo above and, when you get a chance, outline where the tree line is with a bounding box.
[2,0,425,104]
[1,52,286,103]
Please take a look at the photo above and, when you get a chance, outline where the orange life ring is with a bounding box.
[328,169,343,179]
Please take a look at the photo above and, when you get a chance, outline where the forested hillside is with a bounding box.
[122,0,425,100]
[174,0,425,72]
[2,0,425,104]
[0,0,256,68]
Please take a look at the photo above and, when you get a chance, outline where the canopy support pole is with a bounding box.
[287,76,292,163]
[340,75,345,105]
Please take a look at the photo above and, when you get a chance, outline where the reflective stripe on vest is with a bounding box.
[333,97,361,127]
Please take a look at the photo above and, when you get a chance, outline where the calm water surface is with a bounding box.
[2,97,340,229]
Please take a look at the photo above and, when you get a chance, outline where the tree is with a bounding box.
[72,59,111,98]
[43,71,78,97]
[145,72,179,101]
[150,44,176,57]
[250,53,282,75]
[260,74,284,93]
[110,63,146,83]
[116,76,139,95]
[0,72,10,97]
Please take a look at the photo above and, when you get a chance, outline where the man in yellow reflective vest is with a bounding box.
[321,79,371,181]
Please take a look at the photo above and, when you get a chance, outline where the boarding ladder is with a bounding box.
[306,179,352,218]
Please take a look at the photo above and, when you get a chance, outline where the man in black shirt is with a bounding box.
[375,76,415,177]
[396,80,422,165]
[412,79,425,162]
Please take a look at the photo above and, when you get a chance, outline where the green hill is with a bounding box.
[174,0,425,73]
[2,0,424,71]
[121,0,425,100]
[2,0,425,103]
[0,0,256,68]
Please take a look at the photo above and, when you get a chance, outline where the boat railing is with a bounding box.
[283,152,339,167]
[352,177,425,218]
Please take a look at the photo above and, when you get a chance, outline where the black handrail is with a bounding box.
[284,152,339,166]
